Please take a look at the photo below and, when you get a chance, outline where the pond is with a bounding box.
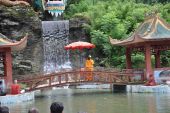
[7,88,170,113]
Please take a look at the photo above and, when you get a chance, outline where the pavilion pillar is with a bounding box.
[126,47,132,69]
[145,45,153,78]
[4,48,13,87]
[155,50,161,68]
[145,45,156,86]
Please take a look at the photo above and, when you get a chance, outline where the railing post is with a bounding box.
[29,82,33,91]
[141,73,145,82]
[58,75,61,84]
[128,74,131,82]
[81,71,85,81]
[109,74,111,83]
[65,74,68,82]
[75,71,78,82]
[114,78,116,83]
[49,77,51,86]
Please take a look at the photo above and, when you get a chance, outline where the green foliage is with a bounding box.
[91,30,109,56]
[95,12,126,38]
[19,83,27,89]
[135,0,170,4]
[64,0,170,68]
[159,3,170,22]
[112,55,126,69]
[132,54,145,68]
[161,51,170,67]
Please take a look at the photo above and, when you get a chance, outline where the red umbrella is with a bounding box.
[64,41,95,50]
[64,41,95,68]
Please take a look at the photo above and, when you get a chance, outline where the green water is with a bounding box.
[7,89,170,113]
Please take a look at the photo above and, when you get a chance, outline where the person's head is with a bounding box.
[0,106,9,113]
[87,55,91,60]
[50,102,64,113]
[14,79,18,84]
[28,108,39,113]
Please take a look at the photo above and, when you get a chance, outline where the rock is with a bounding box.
[69,15,91,41]
[0,5,43,76]
[13,60,33,75]
[69,15,90,28]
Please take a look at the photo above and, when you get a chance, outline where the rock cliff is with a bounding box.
[0,5,43,77]
[0,5,90,78]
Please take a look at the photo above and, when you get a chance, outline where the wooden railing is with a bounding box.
[18,68,145,91]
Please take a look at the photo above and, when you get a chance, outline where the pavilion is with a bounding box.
[110,13,170,85]
[0,33,28,86]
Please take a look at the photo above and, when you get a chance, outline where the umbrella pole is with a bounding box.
[79,49,83,69]
[79,50,81,69]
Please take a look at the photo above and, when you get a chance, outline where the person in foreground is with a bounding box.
[0,106,9,113]
[50,102,64,113]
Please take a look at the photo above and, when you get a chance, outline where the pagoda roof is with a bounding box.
[110,13,170,46]
[0,33,28,51]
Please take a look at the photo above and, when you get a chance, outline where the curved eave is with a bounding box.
[0,34,28,51]
[158,16,170,28]
[110,35,146,46]
[110,37,126,46]
[110,36,170,46]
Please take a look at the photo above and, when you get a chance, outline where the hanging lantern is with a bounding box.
[46,0,65,17]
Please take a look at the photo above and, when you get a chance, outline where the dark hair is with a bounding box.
[28,108,39,113]
[0,106,9,113]
[50,102,64,113]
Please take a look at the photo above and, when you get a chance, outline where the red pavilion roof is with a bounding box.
[110,13,170,46]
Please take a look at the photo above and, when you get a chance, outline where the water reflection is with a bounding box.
[6,89,170,113]
[6,101,33,113]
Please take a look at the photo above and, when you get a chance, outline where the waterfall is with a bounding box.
[42,20,71,74]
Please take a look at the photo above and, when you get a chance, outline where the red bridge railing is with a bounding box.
[18,68,145,91]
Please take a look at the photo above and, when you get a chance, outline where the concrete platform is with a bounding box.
[127,85,170,93]
[0,91,35,104]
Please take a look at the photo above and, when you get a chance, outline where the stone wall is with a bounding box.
[69,16,91,42]
[0,5,43,77]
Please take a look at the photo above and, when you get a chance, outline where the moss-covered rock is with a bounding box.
[0,5,43,78]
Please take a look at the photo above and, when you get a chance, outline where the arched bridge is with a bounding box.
[18,68,145,91]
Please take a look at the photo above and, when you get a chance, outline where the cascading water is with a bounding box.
[42,20,71,74]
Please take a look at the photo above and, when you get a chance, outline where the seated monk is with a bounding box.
[0,0,30,6]
[11,79,21,95]
[145,74,156,86]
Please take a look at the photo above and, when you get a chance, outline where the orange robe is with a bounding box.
[85,59,94,81]
[85,59,94,70]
